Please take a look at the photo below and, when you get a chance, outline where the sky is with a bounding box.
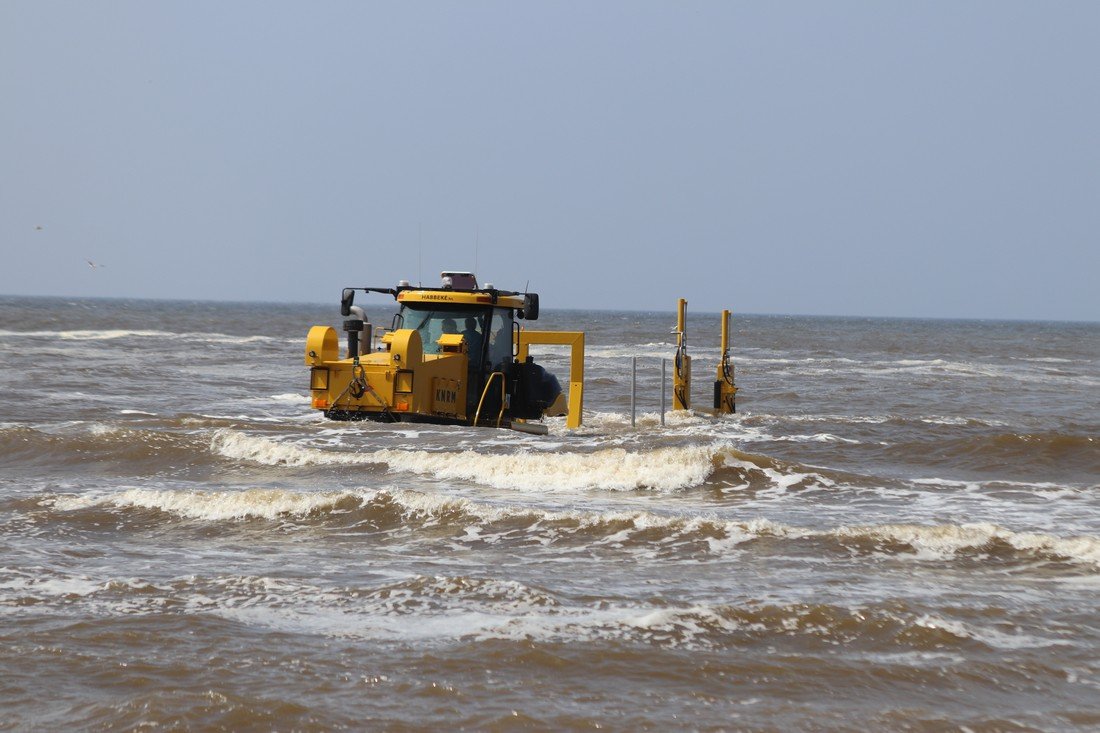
[1,1,1098,320]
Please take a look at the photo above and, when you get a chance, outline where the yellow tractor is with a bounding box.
[305,272,584,433]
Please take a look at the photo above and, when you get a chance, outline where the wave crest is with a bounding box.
[210,429,730,491]
[42,486,1100,568]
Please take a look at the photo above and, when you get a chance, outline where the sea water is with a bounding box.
[1,296,1098,730]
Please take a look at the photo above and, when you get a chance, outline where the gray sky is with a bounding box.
[2,1,1097,320]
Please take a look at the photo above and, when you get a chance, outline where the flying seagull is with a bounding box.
[86,259,106,270]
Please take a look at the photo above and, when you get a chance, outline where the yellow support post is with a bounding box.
[713,309,737,414]
[516,330,585,428]
[673,298,691,410]
[474,371,507,427]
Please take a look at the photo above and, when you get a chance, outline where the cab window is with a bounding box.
[487,308,513,369]
[400,305,487,358]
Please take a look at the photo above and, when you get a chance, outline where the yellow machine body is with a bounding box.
[305,278,583,430]
[395,288,527,310]
[306,325,471,422]
[517,329,585,429]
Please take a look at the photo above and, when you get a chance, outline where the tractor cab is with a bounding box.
[394,300,514,414]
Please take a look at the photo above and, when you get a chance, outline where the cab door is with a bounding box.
[467,308,514,421]
[487,308,514,372]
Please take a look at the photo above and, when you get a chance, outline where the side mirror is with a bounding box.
[340,288,355,317]
[521,293,539,321]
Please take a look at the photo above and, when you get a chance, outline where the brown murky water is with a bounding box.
[1,296,1098,731]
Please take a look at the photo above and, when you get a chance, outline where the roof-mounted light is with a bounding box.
[441,271,477,290]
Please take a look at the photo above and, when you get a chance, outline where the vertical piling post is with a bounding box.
[672,298,691,410]
[630,356,637,427]
[713,309,738,414]
[721,309,729,354]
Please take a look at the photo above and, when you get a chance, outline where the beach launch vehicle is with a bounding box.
[305,272,585,434]
[306,273,737,432]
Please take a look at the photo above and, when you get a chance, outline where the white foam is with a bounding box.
[757,413,890,425]
[537,344,696,360]
[910,478,1086,497]
[50,486,377,521]
[210,429,728,492]
[1015,357,1074,364]
[183,333,279,344]
[911,478,981,490]
[545,409,712,435]
[755,432,861,444]
[844,357,1093,386]
[210,430,374,467]
[43,482,1100,568]
[0,329,280,344]
[0,572,103,599]
[912,613,1069,650]
[55,329,163,340]
[265,393,308,403]
[42,486,746,557]
[0,557,1075,651]
[621,605,743,637]
[391,444,718,492]
[833,522,1100,565]
[3,562,1072,652]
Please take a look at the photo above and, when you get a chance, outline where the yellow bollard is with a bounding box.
[713,309,737,414]
[673,298,691,410]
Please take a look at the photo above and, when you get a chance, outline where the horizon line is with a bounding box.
[2,291,1097,326]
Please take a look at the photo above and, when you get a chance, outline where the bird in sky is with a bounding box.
[86,259,106,270]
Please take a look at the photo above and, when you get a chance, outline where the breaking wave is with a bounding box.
[0,328,280,344]
[42,487,1100,568]
[0,423,830,493]
[210,428,735,492]
[0,563,1077,652]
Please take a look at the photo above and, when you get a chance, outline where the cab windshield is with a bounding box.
[400,305,489,359]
